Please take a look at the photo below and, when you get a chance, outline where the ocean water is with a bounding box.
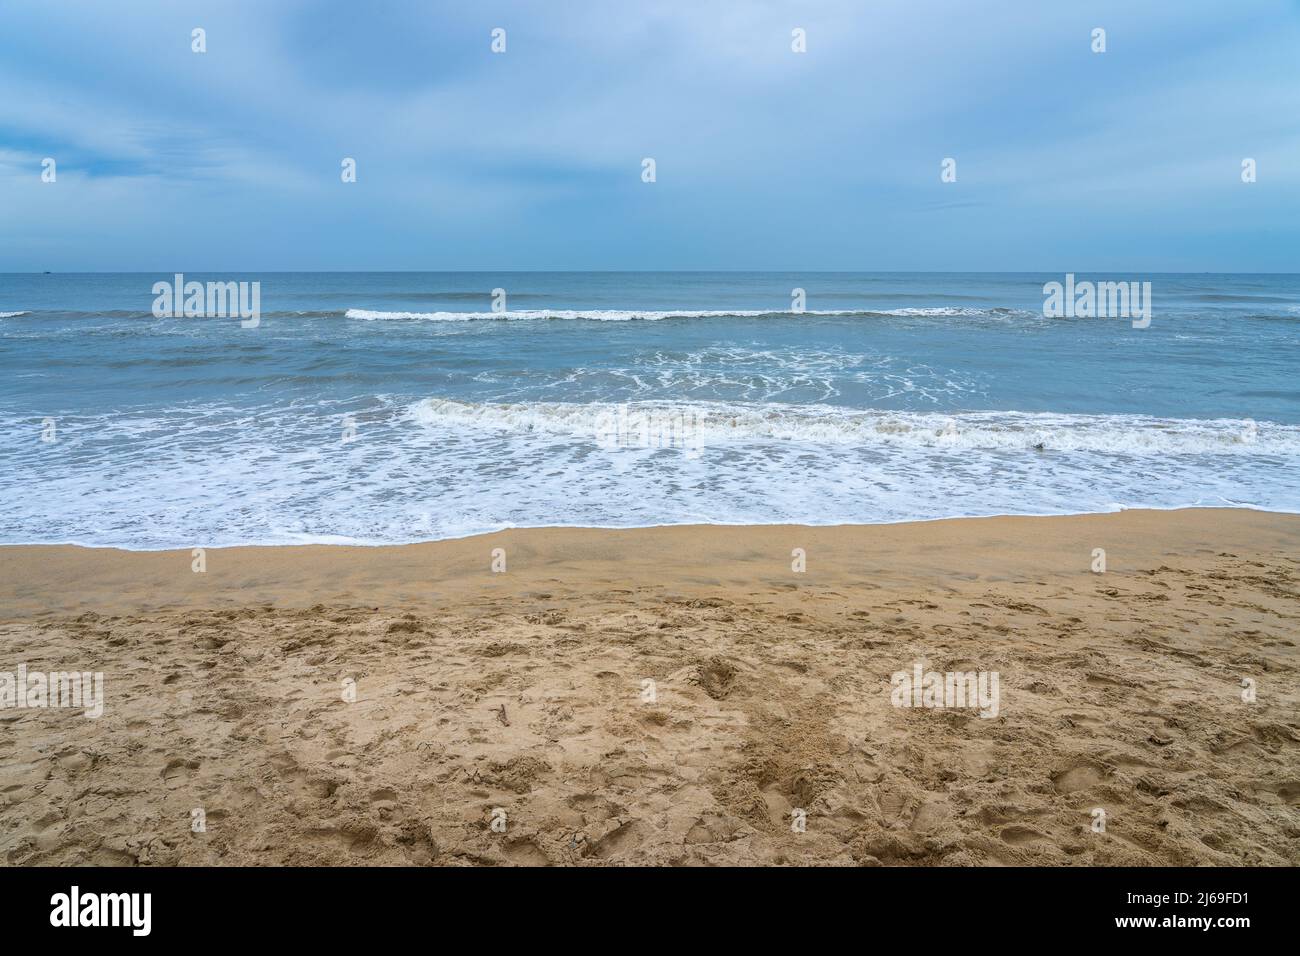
[1,271,1298,549]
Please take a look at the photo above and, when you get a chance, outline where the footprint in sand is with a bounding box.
[695,657,737,700]
[161,757,200,788]
[1000,824,1049,846]
[1052,764,1106,794]
[1275,781,1300,805]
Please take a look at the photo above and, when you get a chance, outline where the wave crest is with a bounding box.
[348,307,1017,322]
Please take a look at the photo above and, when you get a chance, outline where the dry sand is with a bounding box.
[1,509,1298,866]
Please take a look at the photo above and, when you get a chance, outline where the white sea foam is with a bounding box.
[411,399,1300,456]
[0,311,31,318]
[345,307,1004,322]
[4,397,1298,550]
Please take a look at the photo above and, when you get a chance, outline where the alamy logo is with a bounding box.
[595,405,703,458]
[1043,273,1151,328]
[151,273,261,328]
[0,664,104,718]
[50,886,151,936]
[890,661,1000,718]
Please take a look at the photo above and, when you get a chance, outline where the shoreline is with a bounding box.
[5,500,1297,555]
[2,508,1297,865]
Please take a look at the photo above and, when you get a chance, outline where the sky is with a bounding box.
[1,0,1298,272]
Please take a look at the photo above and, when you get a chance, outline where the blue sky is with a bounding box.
[1,0,1297,271]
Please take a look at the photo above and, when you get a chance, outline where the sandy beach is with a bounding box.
[1,508,1297,866]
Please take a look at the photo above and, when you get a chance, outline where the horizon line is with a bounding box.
[5,270,1300,277]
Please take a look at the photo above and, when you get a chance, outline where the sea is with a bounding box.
[1,271,1297,549]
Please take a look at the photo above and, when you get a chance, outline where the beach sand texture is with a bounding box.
[1,509,1297,865]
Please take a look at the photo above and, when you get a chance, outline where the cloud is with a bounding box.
[0,0,1297,270]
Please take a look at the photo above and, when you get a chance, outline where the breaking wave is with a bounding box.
[410,399,1300,456]
[348,307,1025,322]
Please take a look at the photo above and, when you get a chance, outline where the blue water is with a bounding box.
[2,272,1298,548]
